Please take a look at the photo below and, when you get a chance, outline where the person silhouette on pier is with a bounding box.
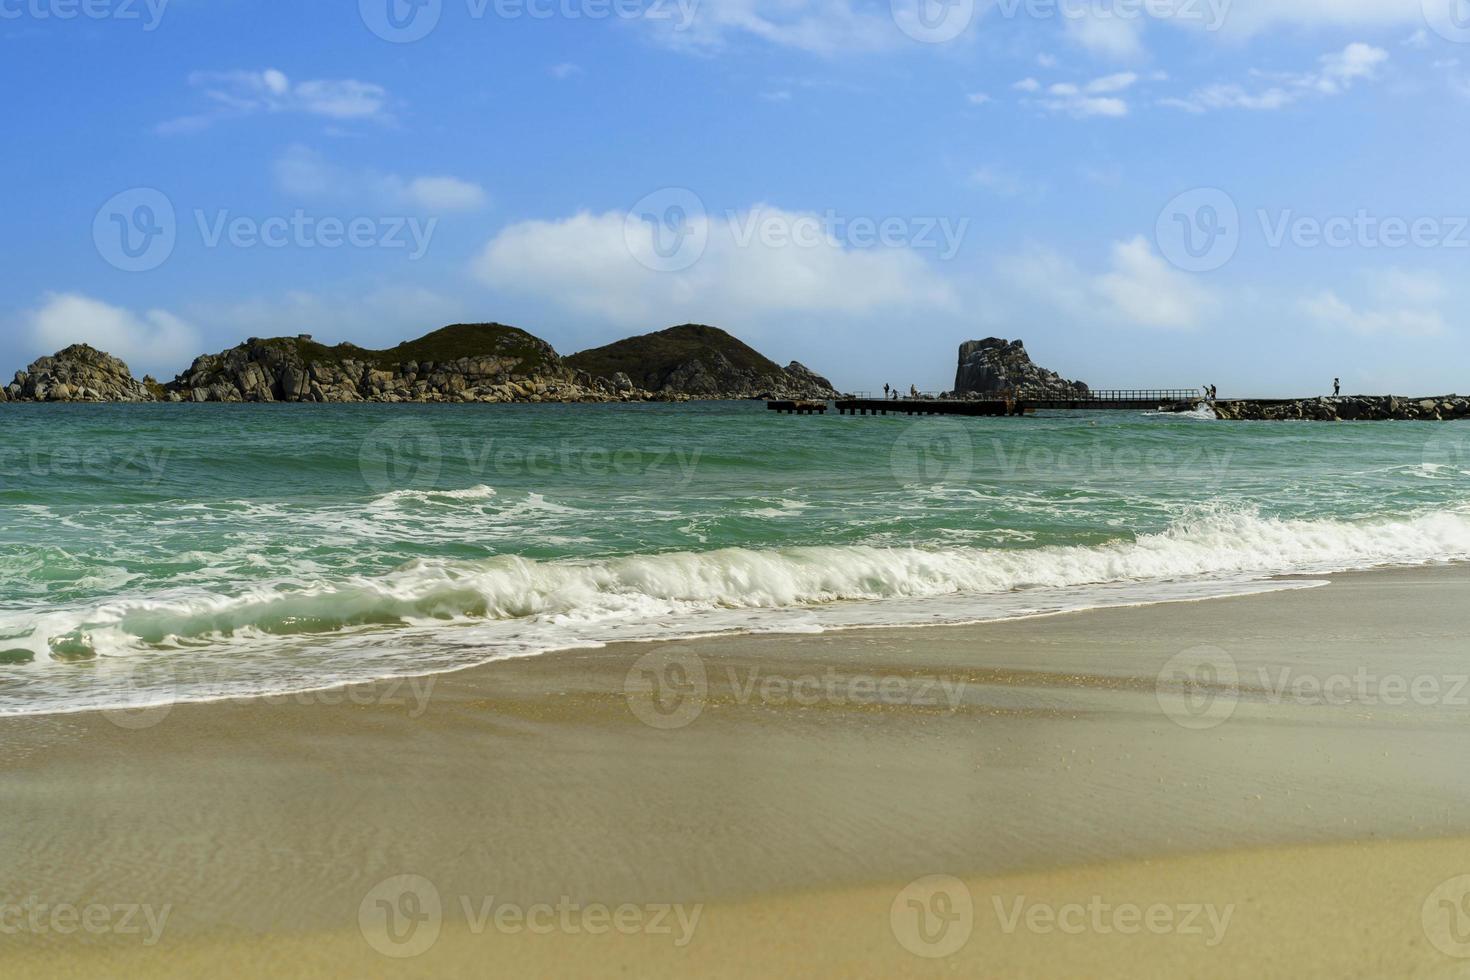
[884,383,891,400]
[1334,378,1341,397]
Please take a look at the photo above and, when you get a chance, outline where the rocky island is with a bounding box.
[1,323,840,404]
[950,338,1089,397]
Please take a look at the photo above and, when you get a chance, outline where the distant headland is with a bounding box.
[0,323,840,405]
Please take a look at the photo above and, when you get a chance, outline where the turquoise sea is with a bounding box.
[3,402,1470,716]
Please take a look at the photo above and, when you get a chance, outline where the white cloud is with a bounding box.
[1003,237,1213,329]
[157,69,390,133]
[273,146,487,213]
[1031,71,1139,117]
[1315,42,1389,93]
[967,92,993,105]
[1093,236,1210,328]
[1302,291,1445,337]
[1162,42,1387,112]
[1037,53,1059,68]
[647,0,911,56]
[1160,83,1295,112]
[968,166,1042,198]
[471,206,958,326]
[1087,71,1140,93]
[1013,77,1041,92]
[1064,13,1145,60]
[1301,269,1451,337]
[549,63,583,79]
[1200,0,1432,38]
[25,294,201,377]
[402,176,489,212]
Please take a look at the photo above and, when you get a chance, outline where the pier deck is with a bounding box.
[770,390,1202,417]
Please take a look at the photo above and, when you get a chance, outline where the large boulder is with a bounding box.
[952,338,1089,397]
[7,345,155,402]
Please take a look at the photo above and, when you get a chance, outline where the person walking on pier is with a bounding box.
[884,383,891,400]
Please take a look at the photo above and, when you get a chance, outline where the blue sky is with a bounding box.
[4,0,1470,395]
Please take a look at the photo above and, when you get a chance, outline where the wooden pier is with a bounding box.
[767,399,829,415]
[769,389,1202,417]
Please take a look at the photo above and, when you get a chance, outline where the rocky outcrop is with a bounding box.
[951,338,1088,397]
[4,323,843,405]
[164,326,668,404]
[5,345,157,402]
[567,325,840,400]
[1211,396,1470,422]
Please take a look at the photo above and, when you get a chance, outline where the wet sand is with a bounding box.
[5,565,1470,976]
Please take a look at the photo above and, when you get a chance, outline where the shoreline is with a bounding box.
[7,564,1470,975]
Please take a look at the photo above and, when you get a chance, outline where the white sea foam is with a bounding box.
[7,505,1470,676]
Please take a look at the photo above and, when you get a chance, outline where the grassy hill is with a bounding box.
[235,323,562,375]
[566,324,785,389]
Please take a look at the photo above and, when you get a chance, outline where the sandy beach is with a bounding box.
[6,565,1470,977]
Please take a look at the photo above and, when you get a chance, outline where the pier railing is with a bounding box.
[847,389,1202,403]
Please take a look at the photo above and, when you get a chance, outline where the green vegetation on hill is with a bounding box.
[236,323,561,373]
[566,324,784,387]
[381,323,560,372]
